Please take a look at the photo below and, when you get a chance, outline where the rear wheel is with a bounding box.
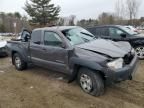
[135,46,144,59]
[77,68,104,96]
[13,53,27,70]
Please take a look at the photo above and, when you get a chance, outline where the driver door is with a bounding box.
[40,31,69,73]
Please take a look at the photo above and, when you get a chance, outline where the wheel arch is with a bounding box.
[68,58,106,83]
[11,50,27,64]
[12,51,18,64]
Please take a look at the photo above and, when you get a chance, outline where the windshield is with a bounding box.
[62,27,95,45]
[119,26,138,35]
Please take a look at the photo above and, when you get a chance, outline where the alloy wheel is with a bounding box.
[135,46,144,59]
[80,74,93,93]
[15,56,21,68]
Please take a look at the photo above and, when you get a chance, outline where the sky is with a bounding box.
[0,0,144,20]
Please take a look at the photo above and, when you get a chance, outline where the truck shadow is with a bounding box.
[24,65,70,82]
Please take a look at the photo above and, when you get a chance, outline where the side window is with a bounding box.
[95,28,101,36]
[31,30,41,44]
[101,27,109,36]
[44,31,62,47]
[109,28,124,37]
[87,28,96,35]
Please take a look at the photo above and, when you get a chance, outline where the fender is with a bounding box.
[130,38,144,48]
[68,57,106,82]
[7,42,30,63]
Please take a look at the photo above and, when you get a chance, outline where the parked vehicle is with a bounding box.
[87,25,144,59]
[0,40,7,56]
[124,25,139,33]
[137,25,144,30]
[7,26,138,96]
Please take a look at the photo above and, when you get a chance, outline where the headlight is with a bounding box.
[131,48,135,55]
[107,58,123,70]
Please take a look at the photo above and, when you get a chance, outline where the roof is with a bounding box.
[33,26,78,31]
[87,25,123,28]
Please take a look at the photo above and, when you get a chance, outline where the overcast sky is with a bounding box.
[0,0,144,20]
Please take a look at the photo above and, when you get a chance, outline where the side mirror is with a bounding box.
[23,34,30,42]
[25,34,31,39]
[120,33,126,38]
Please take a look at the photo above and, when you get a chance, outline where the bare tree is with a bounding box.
[126,0,141,24]
[0,12,31,33]
[69,15,76,26]
[115,0,125,24]
[98,12,115,25]
[57,17,65,26]
[57,15,76,26]
[77,19,98,27]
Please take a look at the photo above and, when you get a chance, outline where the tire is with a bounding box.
[135,46,144,59]
[13,53,27,70]
[77,68,104,96]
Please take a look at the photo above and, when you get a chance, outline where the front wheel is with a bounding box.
[77,68,104,96]
[135,46,144,59]
[13,53,27,70]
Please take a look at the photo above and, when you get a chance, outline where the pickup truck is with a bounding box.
[7,26,138,96]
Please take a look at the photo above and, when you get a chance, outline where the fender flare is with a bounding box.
[68,57,106,82]
[11,46,29,64]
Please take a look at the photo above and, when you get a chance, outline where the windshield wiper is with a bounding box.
[80,32,94,37]
[66,36,71,41]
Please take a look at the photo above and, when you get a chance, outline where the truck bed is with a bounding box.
[7,40,30,61]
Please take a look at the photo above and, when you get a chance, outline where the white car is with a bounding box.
[125,26,139,33]
[0,39,7,56]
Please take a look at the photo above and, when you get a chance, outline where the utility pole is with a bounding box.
[13,22,17,35]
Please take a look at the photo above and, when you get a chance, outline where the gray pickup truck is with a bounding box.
[7,26,138,96]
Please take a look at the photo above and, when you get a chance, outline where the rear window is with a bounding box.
[87,27,109,36]
[87,27,97,35]
[95,28,101,35]
[31,30,41,44]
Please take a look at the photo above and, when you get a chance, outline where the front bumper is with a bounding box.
[105,54,138,85]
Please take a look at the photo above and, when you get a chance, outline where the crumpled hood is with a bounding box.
[0,41,7,48]
[76,39,131,58]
